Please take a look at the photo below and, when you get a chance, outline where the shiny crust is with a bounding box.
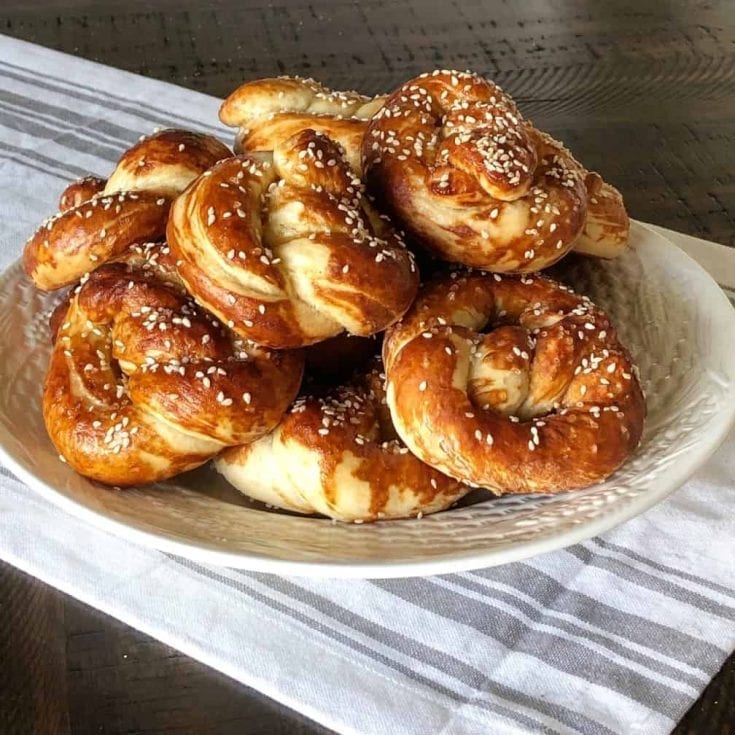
[23,191,171,291]
[103,129,232,197]
[45,252,303,486]
[220,76,385,173]
[59,176,107,212]
[167,129,419,349]
[24,129,232,291]
[216,363,471,521]
[362,70,589,272]
[575,172,631,258]
[383,271,645,493]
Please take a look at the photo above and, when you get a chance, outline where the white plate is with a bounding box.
[1,222,734,578]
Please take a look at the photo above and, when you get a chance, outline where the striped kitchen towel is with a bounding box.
[1,35,734,735]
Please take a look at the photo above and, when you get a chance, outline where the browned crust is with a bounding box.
[103,129,232,197]
[218,363,471,521]
[237,114,369,173]
[59,176,107,212]
[220,77,385,174]
[219,76,380,126]
[362,70,589,272]
[45,260,303,486]
[167,130,418,349]
[383,270,645,493]
[23,191,170,291]
[25,129,230,291]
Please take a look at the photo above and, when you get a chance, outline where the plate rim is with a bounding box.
[1,220,734,578]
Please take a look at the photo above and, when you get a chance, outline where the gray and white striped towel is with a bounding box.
[1,35,734,735]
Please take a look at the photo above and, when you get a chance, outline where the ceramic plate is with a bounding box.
[1,222,734,577]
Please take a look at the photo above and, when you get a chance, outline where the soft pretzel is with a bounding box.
[382,270,645,493]
[45,250,303,486]
[362,70,591,272]
[220,76,385,173]
[24,130,231,291]
[216,363,470,521]
[167,129,419,349]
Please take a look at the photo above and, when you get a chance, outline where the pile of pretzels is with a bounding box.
[24,70,645,523]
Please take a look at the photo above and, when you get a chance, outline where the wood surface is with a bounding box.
[0,0,733,733]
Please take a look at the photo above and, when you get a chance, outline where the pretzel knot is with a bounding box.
[167,129,419,349]
[220,76,385,173]
[216,363,470,522]
[24,129,231,291]
[45,253,303,486]
[382,271,645,493]
[362,70,588,272]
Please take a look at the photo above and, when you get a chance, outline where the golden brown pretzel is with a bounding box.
[220,76,385,173]
[382,270,645,493]
[222,74,630,260]
[216,362,470,521]
[45,250,303,486]
[362,70,591,272]
[24,130,231,291]
[167,129,419,349]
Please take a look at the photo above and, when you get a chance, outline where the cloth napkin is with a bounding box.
[1,35,734,735]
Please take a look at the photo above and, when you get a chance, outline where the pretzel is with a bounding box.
[216,363,470,521]
[361,70,592,272]
[167,129,419,349]
[24,129,231,291]
[45,250,303,486]
[220,76,385,173]
[222,74,630,261]
[382,270,645,493]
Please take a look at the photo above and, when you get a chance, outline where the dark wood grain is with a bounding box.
[0,563,70,735]
[0,562,331,735]
[0,1,733,733]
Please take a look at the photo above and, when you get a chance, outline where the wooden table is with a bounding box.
[1,1,733,732]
